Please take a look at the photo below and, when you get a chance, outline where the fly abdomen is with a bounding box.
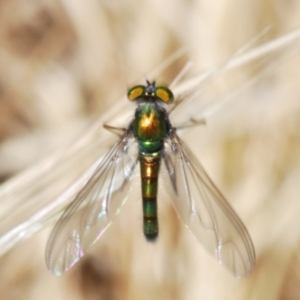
[140,153,161,241]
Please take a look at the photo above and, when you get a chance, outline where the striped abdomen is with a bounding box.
[140,153,161,241]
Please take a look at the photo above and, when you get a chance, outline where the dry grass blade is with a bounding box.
[0,1,300,299]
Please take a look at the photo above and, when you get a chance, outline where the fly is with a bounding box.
[45,81,255,278]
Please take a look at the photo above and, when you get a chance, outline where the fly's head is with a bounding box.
[127,80,174,105]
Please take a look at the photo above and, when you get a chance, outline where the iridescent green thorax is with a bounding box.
[132,103,168,153]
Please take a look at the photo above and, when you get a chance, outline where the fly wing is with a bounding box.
[163,133,255,278]
[45,132,138,276]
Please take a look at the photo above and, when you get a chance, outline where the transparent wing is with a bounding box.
[45,132,138,276]
[162,132,255,278]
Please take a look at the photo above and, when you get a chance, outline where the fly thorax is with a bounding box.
[133,103,167,152]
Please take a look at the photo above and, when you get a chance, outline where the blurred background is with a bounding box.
[0,0,300,299]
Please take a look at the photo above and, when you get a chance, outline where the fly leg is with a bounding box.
[168,96,185,114]
[103,124,127,137]
[175,118,206,130]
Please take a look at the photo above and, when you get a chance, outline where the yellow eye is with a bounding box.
[127,85,145,101]
[155,87,174,104]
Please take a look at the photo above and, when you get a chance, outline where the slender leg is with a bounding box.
[103,124,126,137]
[175,118,206,130]
[168,97,185,114]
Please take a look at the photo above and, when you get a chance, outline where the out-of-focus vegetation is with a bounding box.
[0,1,300,299]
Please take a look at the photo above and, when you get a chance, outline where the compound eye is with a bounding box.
[155,86,174,104]
[127,85,145,101]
